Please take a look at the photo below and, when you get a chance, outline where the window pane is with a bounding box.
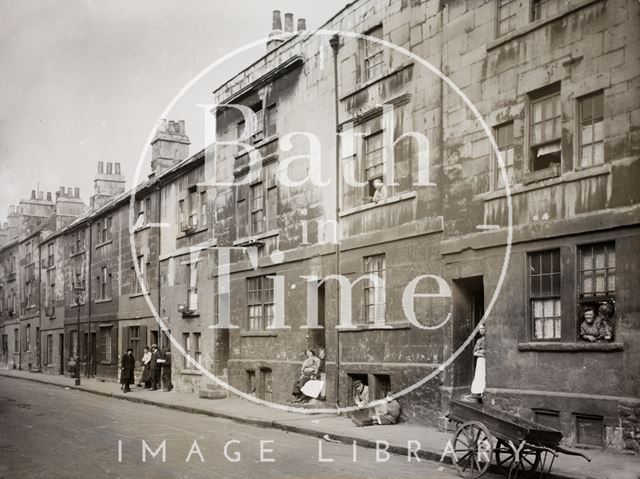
[593,142,604,165]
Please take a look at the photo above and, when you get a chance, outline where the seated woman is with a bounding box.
[291,349,320,403]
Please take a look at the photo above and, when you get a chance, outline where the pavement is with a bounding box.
[1,368,638,479]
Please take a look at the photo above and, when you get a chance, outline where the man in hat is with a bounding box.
[149,344,162,391]
[120,348,135,393]
[161,347,172,392]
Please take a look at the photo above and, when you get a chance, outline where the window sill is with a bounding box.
[523,164,561,185]
[177,226,208,239]
[240,331,278,337]
[475,163,610,202]
[518,342,624,352]
[99,361,112,365]
[70,303,86,308]
[134,224,151,233]
[233,229,279,246]
[95,240,113,249]
[46,265,56,271]
[70,250,86,258]
[180,369,202,376]
[340,191,416,218]
[338,321,412,332]
[233,135,279,160]
[128,293,148,299]
[94,298,112,304]
[340,63,414,101]
[487,0,602,51]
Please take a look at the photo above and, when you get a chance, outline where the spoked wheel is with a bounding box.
[494,439,541,478]
[451,421,494,478]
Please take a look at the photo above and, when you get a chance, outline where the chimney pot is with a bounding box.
[272,10,282,31]
[106,162,113,174]
[115,162,121,175]
[38,191,44,200]
[67,187,73,196]
[284,13,293,33]
[31,189,36,199]
[59,186,66,195]
[74,187,80,198]
[98,161,104,174]
[46,192,52,202]
[297,18,306,31]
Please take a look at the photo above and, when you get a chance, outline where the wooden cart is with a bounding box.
[447,400,591,478]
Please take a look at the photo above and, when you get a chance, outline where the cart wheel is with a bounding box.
[451,421,494,478]
[494,439,541,478]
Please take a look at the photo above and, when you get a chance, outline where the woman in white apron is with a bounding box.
[470,325,486,397]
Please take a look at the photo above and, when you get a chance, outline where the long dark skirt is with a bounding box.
[141,364,151,384]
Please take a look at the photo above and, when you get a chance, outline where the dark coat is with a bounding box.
[150,349,162,370]
[121,353,136,383]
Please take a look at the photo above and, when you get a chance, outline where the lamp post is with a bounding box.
[74,286,85,386]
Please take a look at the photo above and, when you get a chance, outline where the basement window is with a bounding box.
[575,414,604,447]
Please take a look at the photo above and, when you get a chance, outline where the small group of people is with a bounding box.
[289,348,401,426]
[120,344,172,393]
[291,348,326,403]
[580,303,614,342]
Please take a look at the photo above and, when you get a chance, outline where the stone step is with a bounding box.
[198,389,227,400]
[205,381,227,392]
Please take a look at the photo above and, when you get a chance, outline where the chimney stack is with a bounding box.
[284,13,294,33]
[150,119,190,176]
[297,18,306,32]
[272,9,282,31]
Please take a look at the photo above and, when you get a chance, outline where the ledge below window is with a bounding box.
[240,331,278,338]
[339,191,417,218]
[338,321,412,332]
[518,342,624,352]
[180,369,202,376]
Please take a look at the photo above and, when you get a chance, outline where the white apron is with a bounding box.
[470,357,486,395]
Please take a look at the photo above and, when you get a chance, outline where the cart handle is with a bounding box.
[527,443,559,458]
[554,445,592,462]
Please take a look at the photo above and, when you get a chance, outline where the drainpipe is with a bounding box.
[330,33,341,407]
[87,220,92,378]
[156,186,162,351]
[37,235,42,371]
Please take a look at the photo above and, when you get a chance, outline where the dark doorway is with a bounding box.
[452,276,485,391]
[58,333,64,375]
[89,332,97,376]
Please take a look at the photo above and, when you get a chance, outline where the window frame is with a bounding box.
[363,254,386,325]
[493,121,515,190]
[577,242,615,304]
[577,91,604,169]
[496,0,518,37]
[246,275,275,331]
[250,182,265,235]
[528,84,562,172]
[361,25,384,82]
[528,249,562,341]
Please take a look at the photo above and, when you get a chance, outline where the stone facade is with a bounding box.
[0,0,638,454]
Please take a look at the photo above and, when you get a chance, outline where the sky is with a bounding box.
[0,0,349,223]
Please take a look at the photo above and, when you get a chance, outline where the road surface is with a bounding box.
[0,375,489,479]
